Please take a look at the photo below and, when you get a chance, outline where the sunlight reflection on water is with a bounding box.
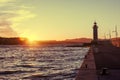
[0,45,89,80]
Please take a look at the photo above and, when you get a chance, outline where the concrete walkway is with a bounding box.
[75,48,98,80]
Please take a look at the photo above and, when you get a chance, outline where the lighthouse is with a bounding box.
[93,22,98,42]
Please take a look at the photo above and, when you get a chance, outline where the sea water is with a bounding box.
[0,45,89,80]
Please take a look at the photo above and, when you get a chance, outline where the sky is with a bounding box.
[0,0,120,41]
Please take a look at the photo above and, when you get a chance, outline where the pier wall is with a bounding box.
[75,47,98,80]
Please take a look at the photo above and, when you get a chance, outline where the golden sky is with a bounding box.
[0,0,120,40]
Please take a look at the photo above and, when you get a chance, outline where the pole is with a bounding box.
[104,33,106,40]
[109,30,111,40]
[115,26,118,46]
[115,26,118,40]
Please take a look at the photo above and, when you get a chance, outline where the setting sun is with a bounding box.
[20,33,38,41]
[27,36,37,42]
[20,34,38,45]
[26,36,38,44]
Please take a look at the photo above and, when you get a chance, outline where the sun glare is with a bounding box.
[28,37,36,42]
[27,36,38,44]
[20,35,38,45]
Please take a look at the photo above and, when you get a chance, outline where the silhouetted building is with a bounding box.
[93,22,98,43]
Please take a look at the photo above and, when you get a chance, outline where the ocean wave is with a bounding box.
[0,70,34,75]
[0,46,89,79]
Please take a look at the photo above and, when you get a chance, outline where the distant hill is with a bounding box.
[65,38,92,43]
[35,38,92,46]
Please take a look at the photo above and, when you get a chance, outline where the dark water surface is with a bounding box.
[0,45,89,80]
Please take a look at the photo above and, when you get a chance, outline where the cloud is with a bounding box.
[4,9,36,27]
[9,9,36,23]
[0,26,18,37]
[0,20,18,37]
[0,0,16,7]
[0,0,36,37]
[0,20,11,27]
[0,0,15,3]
